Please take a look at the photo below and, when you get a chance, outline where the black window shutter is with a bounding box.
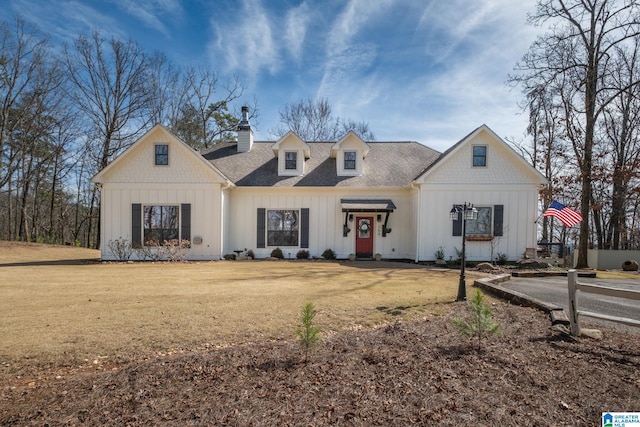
[452,206,462,236]
[132,204,142,248]
[181,204,191,241]
[300,208,309,248]
[493,204,504,236]
[257,208,266,248]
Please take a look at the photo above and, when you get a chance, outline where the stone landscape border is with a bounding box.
[472,270,597,329]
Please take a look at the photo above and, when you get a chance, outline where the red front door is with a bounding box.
[355,216,374,258]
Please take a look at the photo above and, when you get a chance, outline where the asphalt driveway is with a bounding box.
[502,275,640,332]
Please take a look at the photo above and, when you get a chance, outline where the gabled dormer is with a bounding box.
[331,131,370,176]
[271,131,311,176]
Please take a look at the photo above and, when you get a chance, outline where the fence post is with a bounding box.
[567,269,580,336]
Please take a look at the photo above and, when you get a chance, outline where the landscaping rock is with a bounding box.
[476,262,499,271]
[580,328,603,340]
[550,310,570,326]
[516,259,550,269]
[622,260,638,271]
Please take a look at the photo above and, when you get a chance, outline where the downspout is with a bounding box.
[219,180,234,260]
[94,182,103,259]
[410,181,421,263]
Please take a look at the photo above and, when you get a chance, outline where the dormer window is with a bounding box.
[272,131,310,177]
[344,151,356,170]
[331,131,369,176]
[285,151,297,170]
[155,144,168,165]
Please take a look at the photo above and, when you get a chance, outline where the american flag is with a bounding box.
[543,200,583,227]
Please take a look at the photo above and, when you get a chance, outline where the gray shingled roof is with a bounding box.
[201,141,441,187]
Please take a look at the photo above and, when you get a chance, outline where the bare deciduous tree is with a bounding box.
[170,67,247,149]
[64,30,152,171]
[270,98,375,141]
[146,51,182,127]
[0,16,50,189]
[511,0,640,267]
[64,30,153,247]
[600,38,640,249]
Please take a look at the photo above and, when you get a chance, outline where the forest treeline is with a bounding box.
[511,0,640,264]
[0,15,259,247]
[3,0,640,261]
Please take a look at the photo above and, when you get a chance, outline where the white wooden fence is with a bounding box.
[567,269,640,335]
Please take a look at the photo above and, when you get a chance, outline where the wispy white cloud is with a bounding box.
[414,0,537,137]
[311,0,538,150]
[326,0,394,55]
[316,44,379,110]
[4,0,127,43]
[209,0,279,77]
[317,0,397,109]
[284,2,311,61]
[111,0,183,37]
[418,0,536,63]
[0,0,543,150]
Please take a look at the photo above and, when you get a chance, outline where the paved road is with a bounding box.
[503,276,640,332]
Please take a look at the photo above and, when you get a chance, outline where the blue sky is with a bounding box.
[1,0,541,151]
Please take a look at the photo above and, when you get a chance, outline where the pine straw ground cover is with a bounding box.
[2,303,639,426]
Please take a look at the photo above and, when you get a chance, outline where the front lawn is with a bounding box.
[0,242,470,369]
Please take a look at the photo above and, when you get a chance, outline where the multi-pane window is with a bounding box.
[466,206,491,235]
[473,145,486,167]
[155,144,169,165]
[143,205,179,244]
[285,151,297,170]
[267,209,299,246]
[344,151,356,170]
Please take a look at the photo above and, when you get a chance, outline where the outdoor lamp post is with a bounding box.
[449,203,478,301]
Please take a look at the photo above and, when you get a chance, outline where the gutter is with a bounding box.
[410,182,421,263]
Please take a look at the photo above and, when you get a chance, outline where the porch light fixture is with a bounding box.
[449,202,478,301]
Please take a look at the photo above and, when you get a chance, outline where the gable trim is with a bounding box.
[91,124,234,185]
[413,124,547,185]
[331,131,370,158]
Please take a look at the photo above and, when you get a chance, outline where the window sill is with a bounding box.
[466,236,493,241]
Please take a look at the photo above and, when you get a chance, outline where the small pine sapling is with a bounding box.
[453,288,501,351]
[296,302,320,363]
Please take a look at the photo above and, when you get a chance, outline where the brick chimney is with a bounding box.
[237,106,253,153]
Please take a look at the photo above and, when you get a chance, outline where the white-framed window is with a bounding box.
[473,145,487,167]
[285,151,297,170]
[267,209,299,246]
[344,151,357,170]
[155,144,169,165]
[143,205,179,244]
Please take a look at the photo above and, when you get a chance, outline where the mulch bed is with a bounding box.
[1,302,638,426]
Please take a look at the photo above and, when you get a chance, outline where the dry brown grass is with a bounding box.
[595,269,640,279]
[0,242,476,370]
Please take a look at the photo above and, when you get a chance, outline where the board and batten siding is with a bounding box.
[414,127,545,262]
[417,184,540,262]
[99,183,223,260]
[224,187,417,259]
[94,125,229,261]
